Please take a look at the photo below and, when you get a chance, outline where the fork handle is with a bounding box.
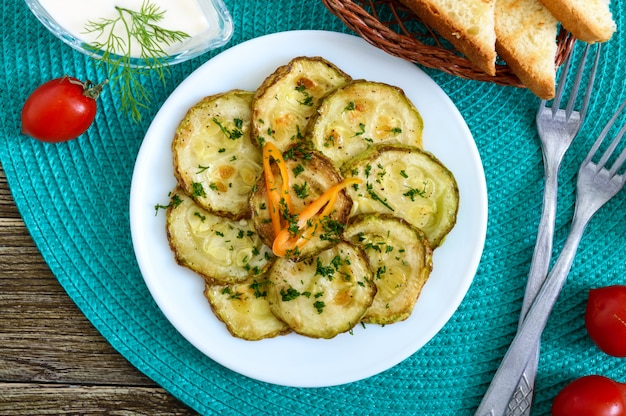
[521,164,560,323]
[475,212,591,416]
[498,158,562,415]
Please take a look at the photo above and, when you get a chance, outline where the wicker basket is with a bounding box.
[322,0,575,88]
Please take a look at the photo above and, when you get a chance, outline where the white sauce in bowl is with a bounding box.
[38,0,211,57]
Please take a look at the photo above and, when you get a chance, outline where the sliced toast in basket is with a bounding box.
[538,0,616,43]
[398,0,497,76]
[495,0,559,99]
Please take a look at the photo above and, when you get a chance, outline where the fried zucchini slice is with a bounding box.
[307,80,424,167]
[173,90,262,220]
[249,144,352,260]
[267,242,376,339]
[342,144,459,248]
[251,56,352,151]
[205,277,290,340]
[344,214,433,324]
[166,188,274,283]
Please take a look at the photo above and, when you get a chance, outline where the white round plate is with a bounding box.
[130,30,488,388]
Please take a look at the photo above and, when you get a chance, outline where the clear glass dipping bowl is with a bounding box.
[24,0,234,66]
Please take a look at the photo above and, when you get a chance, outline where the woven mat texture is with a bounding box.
[2,1,626,415]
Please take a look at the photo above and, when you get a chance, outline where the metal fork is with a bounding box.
[475,42,601,416]
[476,99,626,416]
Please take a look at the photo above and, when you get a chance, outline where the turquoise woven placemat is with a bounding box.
[1,1,625,414]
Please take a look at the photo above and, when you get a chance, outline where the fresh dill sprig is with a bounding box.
[84,0,190,121]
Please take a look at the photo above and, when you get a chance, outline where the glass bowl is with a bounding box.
[24,0,234,66]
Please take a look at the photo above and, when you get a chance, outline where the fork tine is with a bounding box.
[599,122,626,169]
[584,100,626,168]
[550,44,575,114]
[563,44,589,117]
[568,44,601,121]
[547,43,600,118]
[609,140,626,179]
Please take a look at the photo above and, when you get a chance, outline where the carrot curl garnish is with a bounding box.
[262,142,292,237]
[272,177,361,257]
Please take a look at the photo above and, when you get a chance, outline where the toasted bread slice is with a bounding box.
[399,0,497,76]
[538,0,616,43]
[495,0,559,99]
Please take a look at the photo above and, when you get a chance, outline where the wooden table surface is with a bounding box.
[0,163,197,415]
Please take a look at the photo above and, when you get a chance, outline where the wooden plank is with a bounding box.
[0,164,196,414]
[0,383,195,415]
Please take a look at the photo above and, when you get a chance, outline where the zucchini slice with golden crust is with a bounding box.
[267,242,376,339]
[173,90,262,220]
[307,80,424,167]
[204,276,290,340]
[342,144,459,248]
[251,56,352,151]
[249,144,352,260]
[166,188,274,284]
[344,213,433,324]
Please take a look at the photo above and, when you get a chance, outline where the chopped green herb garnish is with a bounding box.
[250,280,268,298]
[376,265,387,279]
[213,117,244,140]
[280,287,302,301]
[315,258,336,279]
[403,183,428,201]
[313,300,326,314]
[293,182,309,199]
[191,182,206,198]
[221,287,243,300]
[153,193,183,215]
[295,81,314,106]
[366,183,394,211]
[293,163,305,177]
[353,123,366,137]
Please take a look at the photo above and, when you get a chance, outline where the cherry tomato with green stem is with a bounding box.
[21,76,107,143]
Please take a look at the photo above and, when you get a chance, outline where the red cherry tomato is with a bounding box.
[585,285,626,357]
[21,76,106,143]
[552,375,626,416]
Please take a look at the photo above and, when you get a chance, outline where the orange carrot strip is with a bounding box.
[271,227,300,258]
[265,142,292,210]
[293,177,360,229]
[272,197,335,258]
[278,192,339,255]
[262,143,283,237]
[320,192,338,218]
[262,142,293,237]
[272,177,361,257]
